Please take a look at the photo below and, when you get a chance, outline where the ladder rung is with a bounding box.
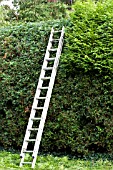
[43,67,53,70]
[23,150,33,153]
[31,118,41,120]
[51,39,60,42]
[37,97,46,99]
[54,30,62,33]
[39,87,48,89]
[41,77,51,80]
[34,107,44,110]
[28,128,39,131]
[49,48,57,52]
[46,58,55,61]
[22,162,32,164]
[26,139,36,142]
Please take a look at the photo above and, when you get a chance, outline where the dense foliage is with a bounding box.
[0,20,68,149]
[5,0,67,22]
[0,0,113,155]
[0,0,67,24]
[17,3,66,22]
[0,5,11,26]
[63,0,113,75]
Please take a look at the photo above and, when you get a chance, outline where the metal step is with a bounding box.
[51,39,60,42]
[36,97,46,99]
[49,48,57,52]
[33,107,44,110]
[54,30,62,33]
[31,118,41,120]
[43,67,53,70]
[39,87,48,90]
[23,150,33,153]
[41,77,51,80]
[46,58,55,61]
[22,162,32,164]
[28,128,39,131]
[26,139,36,142]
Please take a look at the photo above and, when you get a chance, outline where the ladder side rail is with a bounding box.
[53,26,65,69]
[33,27,54,101]
[32,27,54,108]
[20,28,54,161]
[32,28,65,168]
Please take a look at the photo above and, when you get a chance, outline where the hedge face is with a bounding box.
[59,0,113,154]
[0,20,67,148]
[0,0,113,155]
[63,0,113,76]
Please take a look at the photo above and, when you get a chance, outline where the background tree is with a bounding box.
[12,0,66,22]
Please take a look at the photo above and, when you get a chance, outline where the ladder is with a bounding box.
[20,26,65,168]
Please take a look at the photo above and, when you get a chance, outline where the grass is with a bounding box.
[0,151,113,170]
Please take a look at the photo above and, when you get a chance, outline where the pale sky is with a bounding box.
[0,0,14,9]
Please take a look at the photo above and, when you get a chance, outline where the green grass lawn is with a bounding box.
[0,151,113,170]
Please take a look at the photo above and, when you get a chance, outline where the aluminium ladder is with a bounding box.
[20,26,65,168]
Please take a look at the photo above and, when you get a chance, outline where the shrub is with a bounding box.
[63,0,113,75]
[11,1,67,22]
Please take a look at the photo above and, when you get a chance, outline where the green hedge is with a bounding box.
[0,19,69,149]
[0,0,113,155]
[63,0,113,76]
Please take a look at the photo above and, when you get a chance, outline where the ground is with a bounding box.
[0,151,113,170]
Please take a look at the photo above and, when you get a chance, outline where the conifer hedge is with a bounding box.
[0,0,113,155]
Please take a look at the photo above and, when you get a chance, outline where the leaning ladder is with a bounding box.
[20,26,65,168]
